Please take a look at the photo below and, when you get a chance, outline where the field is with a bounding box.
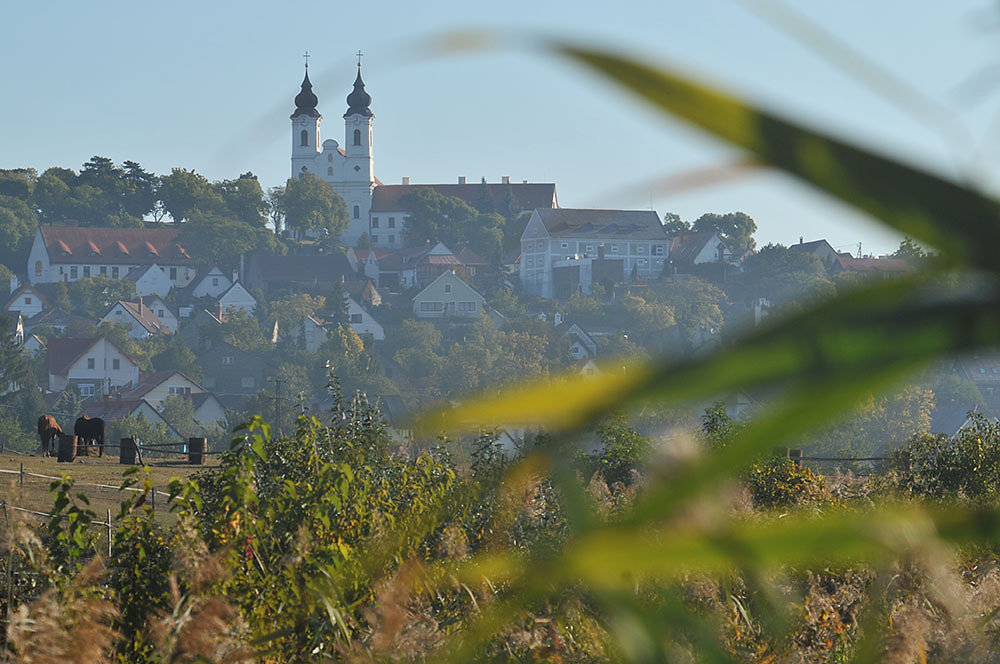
[0,452,216,526]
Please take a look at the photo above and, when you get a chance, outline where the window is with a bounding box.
[222,356,233,365]
[328,166,333,176]
[637,246,645,254]
[653,245,664,256]
[34,261,41,277]
[388,235,395,244]
[24,297,31,305]
[300,129,308,146]
[526,258,533,266]
[587,245,594,253]
[99,266,106,275]
[112,267,119,278]
[87,358,95,369]
[561,243,568,249]
[79,384,95,397]
[419,302,444,312]
[388,217,395,228]
[83,266,90,277]
[70,266,78,279]
[459,302,476,312]
[169,267,177,280]
[350,313,363,323]
[114,310,121,317]
[157,309,164,317]
[444,284,452,293]
[327,153,333,162]
[372,235,378,244]
[611,245,619,254]
[212,277,218,286]
[353,129,361,145]
[353,205,360,219]
[112,359,120,370]
[371,218,379,228]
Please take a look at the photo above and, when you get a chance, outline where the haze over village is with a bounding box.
[5,4,1000,661]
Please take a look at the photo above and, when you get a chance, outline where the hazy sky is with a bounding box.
[4,1,1000,256]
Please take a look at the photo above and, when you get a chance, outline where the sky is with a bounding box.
[4,0,1000,257]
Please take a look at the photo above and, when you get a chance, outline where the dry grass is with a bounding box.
[0,453,212,524]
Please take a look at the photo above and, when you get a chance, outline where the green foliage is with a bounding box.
[400,188,505,261]
[692,211,757,254]
[581,414,651,486]
[44,474,99,577]
[284,171,349,240]
[744,457,828,510]
[67,275,137,318]
[0,194,38,267]
[896,412,1000,500]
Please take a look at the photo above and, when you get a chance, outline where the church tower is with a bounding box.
[340,60,376,245]
[290,63,321,177]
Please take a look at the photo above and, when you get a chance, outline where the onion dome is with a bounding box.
[344,67,373,118]
[291,69,320,119]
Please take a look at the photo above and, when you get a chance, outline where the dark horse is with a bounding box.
[36,415,62,457]
[74,416,105,457]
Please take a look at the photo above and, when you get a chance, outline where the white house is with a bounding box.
[412,271,486,320]
[81,398,183,440]
[140,295,178,333]
[564,323,598,360]
[101,300,170,339]
[4,284,48,319]
[217,282,257,315]
[191,267,232,299]
[519,208,668,299]
[120,370,226,426]
[47,337,140,395]
[26,226,195,286]
[667,231,734,269]
[347,295,384,340]
[289,315,330,352]
[125,264,173,297]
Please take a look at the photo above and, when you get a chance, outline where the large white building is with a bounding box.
[289,62,557,249]
[519,209,669,299]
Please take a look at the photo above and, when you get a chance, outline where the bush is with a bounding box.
[745,457,829,510]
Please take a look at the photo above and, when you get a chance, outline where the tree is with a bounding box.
[270,294,326,335]
[284,172,348,240]
[151,337,202,380]
[178,211,280,272]
[160,394,197,439]
[692,211,757,254]
[67,275,136,318]
[33,167,75,221]
[266,185,286,233]
[216,172,268,226]
[121,160,158,219]
[158,168,224,222]
[661,212,690,236]
[0,169,36,200]
[0,195,38,267]
[892,236,930,265]
[0,312,32,404]
[621,295,676,337]
[647,277,726,334]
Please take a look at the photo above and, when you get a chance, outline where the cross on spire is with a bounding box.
[303,51,311,69]
[356,50,363,69]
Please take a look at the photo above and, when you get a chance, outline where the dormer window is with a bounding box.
[444,284,452,294]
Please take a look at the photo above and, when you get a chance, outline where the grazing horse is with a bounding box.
[36,415,62,457]
[74,416,105,458]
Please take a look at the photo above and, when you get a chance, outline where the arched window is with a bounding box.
[328,166,333,176]
[34,261,42,277]
[353,205,360,219]
[300,129,308,146]
[353,129,361,146]
[327,153,333,162]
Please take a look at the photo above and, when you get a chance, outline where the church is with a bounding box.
[289,59,558,248]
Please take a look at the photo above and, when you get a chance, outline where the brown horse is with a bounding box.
[36,415,62,457]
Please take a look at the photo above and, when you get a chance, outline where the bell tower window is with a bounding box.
[353,205,360,219]
[300,130,308,146]
[353,129,361,146]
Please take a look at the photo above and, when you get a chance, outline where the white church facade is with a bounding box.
[290,62,376,247]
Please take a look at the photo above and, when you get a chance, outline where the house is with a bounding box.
[788,238,840,270]
[101,300,170,339]
[564,323,598,360]
[124,263,173,297]
[120,370,227,425]
[368,179,558,249]
[47,336,140,396]
[190,266,233,299]
[667,231,734,270]
[456,246,488,277]
[217,282,257,315]
[139,295,178,333]
[5,284,48,319]
[412,271,486,320]
[579,359,602,377]
[26,226,195,286]
[376,242,462,291]
[344,278,382,307]
[23,308,94,337]
[288,315,330,352]
[195,341,270,408]
[176,307,226,351]
[244,252,355,294]
[347,295,384,340]
[520,208,668,299]
[23,333,45,354]
[80,397,183,440]
[345,248,391,283]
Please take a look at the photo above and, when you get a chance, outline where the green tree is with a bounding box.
[648,277,727,334]
[150,337,202,380]
[662,211,690,235]
[216,172,268,226]
[67,275,136,318]
[891,236,930,265]
[692,211,757,254]
[158,168,224,222]
[159,394,197,438]
[284,172,348,240]
[121,160,158,219]
[0,195,38,267]
[32,167,76,221]
[0,169,36,200]
[270,293,326,334]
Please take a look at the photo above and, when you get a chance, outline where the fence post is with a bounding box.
[18,463,22,486]
[790,449,803,469]
[188,437,206,465]
[106,508,112,558]
[151,487,155,515]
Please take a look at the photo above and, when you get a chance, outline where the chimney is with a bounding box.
[232,270,238,283]
[523,179,528,184]
[799,236,804,244]
[458,176,466,185]
[138,296,143,316]
[217,301,223,319]
[402,176,410,185]
[501,175,510,184]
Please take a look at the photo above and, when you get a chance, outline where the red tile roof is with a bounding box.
[41,226,193,265]
[371,182,557,213]
[110,300,170,335]
[47,337,101,377]
[668,232,725,263]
